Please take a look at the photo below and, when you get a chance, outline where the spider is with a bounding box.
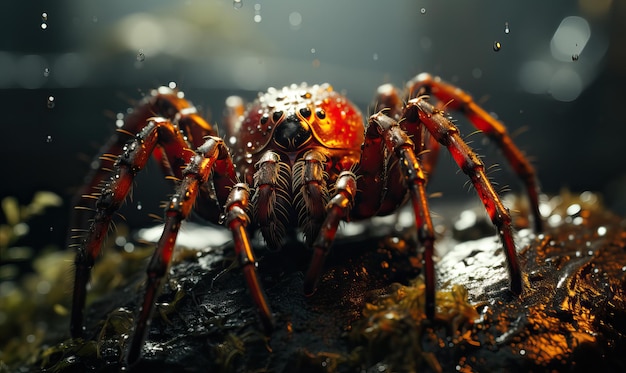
[69,73,542,365]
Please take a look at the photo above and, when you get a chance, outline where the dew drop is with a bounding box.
[41,12,48,22]
[372,53,378,61]
[40,23,47,30]
[136,50,146,62]
[504,22,510,34]
[46,135,53,143]
[493,41,502,51]
[43,67,50,77]
[420,8,426,14]
[233,0,243,9]
[137,202,142,210]
[47,96,55,108]
[572,54,579,61]
[310,48,316,54]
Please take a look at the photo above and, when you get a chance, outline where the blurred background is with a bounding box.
[0,0,625,251]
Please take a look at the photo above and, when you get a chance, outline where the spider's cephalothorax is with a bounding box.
[232,83,364,249]
[69,74,542,365]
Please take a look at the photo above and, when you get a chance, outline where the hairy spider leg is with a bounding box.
[410,97,523,296]
[126,137,266,365]
[408,73,543,233]
[369,111,438,319]
[372,83,441,185]
[70,117,196,338]
[69,88,216,250]
[303,171,358,295]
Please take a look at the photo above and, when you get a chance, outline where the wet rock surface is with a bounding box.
[10,192,626,372]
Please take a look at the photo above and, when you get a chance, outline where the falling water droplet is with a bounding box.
[47,96,55,108]
[572,54,579,61]
[420,8,426,14]
[254,3,262,23]
[493,41,502,51]
[41,13,48,30]
[504,22,510,34]
[136,50,145,62]
[233,0,243,9]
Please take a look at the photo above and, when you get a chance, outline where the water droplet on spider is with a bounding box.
[46,135,53,143]
[47,96,55,108]
[493,41,502,51]
[136,50,145,62]
[43,67,50,77]
[233,0,243,9]
[572,54,579,61]
[420,8,426,14]
[504,22,510,34]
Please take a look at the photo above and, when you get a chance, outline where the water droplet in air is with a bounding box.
[254,3,262,22]
[233,0,243,9]
[572,54,579,61]
[41,13,48,29]
[504,22,510,34]
[136,50,145,62]
[46,135,53,143]
[493,41,502,51]
[289,11,302,28]
[420,8,426,14]
[47,96,55,108]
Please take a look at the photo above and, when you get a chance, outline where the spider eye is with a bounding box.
[315,109,326,119]
[272,110,283,123]
[299,107,312,118]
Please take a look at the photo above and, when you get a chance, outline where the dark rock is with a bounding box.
[13,192,626,372]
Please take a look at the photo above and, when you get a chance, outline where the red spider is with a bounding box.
[69,73,542,364]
